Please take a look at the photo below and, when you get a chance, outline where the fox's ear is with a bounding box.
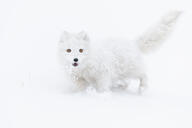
[78,31,90,41]
[60,31,70,43]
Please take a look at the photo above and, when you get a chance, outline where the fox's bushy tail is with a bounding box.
[137,11,182,53]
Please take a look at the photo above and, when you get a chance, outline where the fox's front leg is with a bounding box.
[96,76,111,92]
[71,77,88,92]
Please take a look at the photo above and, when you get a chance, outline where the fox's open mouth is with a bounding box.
[72,63,78,67]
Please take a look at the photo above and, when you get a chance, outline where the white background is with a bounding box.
[0,0,192,128]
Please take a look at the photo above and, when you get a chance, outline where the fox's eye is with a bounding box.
[79,49,83,53]
[66,49,71,53]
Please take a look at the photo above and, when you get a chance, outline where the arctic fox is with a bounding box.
[58,11,182,93]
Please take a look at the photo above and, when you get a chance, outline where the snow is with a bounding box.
[0,0,192,128]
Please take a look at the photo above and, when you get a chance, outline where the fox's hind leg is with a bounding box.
[138,74,148,94]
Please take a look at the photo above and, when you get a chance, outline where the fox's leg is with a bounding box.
[117,79,130,89]
[138,73,148,94]
[96,76,111,92]
[128,70,148,93]
[71,78,88,92]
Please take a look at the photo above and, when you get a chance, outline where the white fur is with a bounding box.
[137,11,182,53]
[58,11,181,93]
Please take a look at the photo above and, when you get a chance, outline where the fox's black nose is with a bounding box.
[74,58,78,62]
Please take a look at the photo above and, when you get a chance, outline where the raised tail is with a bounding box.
[137,11,182,53]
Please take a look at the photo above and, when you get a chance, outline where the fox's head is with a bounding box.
[58,31,90,69]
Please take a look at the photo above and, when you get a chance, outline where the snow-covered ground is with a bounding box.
[0,0,192,128]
